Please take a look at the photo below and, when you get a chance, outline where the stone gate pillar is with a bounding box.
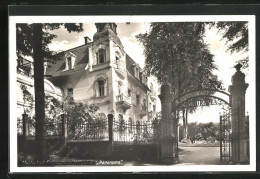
[159,75,174,164]
[229,63,249,164]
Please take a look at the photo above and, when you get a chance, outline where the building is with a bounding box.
[45,23,157,122]
[16,58,63,134]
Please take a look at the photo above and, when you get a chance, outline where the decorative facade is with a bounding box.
[45,23,157,122]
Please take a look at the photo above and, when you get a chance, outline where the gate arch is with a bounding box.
[173,88,231,109]
[172,88,232,163]
[159,63,249,164]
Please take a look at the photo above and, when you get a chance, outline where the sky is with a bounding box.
[47,22,250,124]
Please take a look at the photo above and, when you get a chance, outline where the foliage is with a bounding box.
[16,23,83,63]
[137,23,224,142]
[63,97,108,140]
[209,22,248,68]
[137,22,222,117]
[17,23,83,160]
[20,84,64,136]
[180,122,220,143]
[136,23,221,90]
[213,22,248,53]
[20,85,104,137]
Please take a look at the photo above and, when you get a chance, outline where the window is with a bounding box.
[128,89,131,97]
[98,80,104,97]
[97,49,106,64]
[116,56,119,68]
[68,88,73,98]
[143,99,147,111]
[67,57,72,69]
[143,99,146,107]
[136,95,140,105]
[94,74,108,98]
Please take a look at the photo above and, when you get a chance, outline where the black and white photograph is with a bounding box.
[9,15,256,172]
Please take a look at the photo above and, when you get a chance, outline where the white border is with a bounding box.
[9,15,256,173]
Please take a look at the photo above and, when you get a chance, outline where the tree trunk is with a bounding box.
[185,109,188,139]
[33,23,48,161]
[182,109,186,140]
[182,109,188,140]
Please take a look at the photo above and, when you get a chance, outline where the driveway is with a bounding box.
[177,146,220,165]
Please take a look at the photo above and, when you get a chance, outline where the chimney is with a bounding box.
[84,36,91,44]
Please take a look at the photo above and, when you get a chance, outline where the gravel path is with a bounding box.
[177,146,221,165]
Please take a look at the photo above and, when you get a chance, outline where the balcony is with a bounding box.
[116,94,132,112]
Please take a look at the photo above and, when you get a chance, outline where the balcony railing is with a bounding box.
[116,94,131,104]
[116,94,132,112]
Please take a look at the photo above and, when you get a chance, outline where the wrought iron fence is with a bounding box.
[67,119,109,141]
[113,119,160,145]
[220,110,232,163]
[18,113,161,145]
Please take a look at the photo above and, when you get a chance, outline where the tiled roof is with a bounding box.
[45,44,89,77]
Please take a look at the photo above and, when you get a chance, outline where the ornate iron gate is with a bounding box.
[220,110,232,163]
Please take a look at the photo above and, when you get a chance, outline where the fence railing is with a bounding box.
[19,113,161,145]
[220,110,232,163]
[113,120,160,145]
[67,119,109,141]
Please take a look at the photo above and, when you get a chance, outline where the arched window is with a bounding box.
[94,79,107,97]
[98,80,104,97]
[96,49,106,64]
[94,74,108,97]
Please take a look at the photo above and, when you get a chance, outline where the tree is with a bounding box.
[186,122,220,143]
[16,23,83,161]
[210,22,248,68]
[137,22,222,139]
